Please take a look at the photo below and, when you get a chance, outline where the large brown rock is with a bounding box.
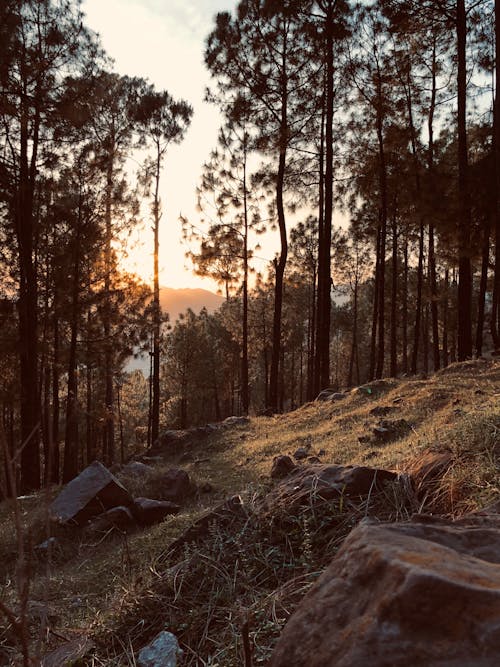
[270,515,500,666]
[265,464,397,511]
[49,461,132,525]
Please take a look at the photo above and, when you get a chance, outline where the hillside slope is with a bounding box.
[1,359,499,665]
[160,286,224,322]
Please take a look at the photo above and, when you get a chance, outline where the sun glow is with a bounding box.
[82,0,234,291]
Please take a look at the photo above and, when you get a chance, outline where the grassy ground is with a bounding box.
[1,359,499,665]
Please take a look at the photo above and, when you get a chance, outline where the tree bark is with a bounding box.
[152,142,161,445]
[456,0,473,360]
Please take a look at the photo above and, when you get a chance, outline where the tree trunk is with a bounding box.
[269,145,288,412]
[402,237,409,374]
[103,149,115,465]
[152,144,161,445]
[63,214,82,483]
[475,222,490,356]
[443,268,450,367]
[428,37,440,370]
[411,223,425,374]
[456,0,473,360]
[17,87,41,492]
[390,207,398,377]
[314,87,326,398]
[375,62,388,380]
[369,228,381,380]
[492,0,500,350]
[241,151,250,414]
[320,6,334,390]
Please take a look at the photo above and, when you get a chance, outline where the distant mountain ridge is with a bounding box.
[160,287,224,323]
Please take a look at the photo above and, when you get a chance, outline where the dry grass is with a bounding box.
[0,359,499,665]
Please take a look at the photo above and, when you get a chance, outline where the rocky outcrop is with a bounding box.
[49,461,132,525]
[264,464,398,512]
[270,513,500,666]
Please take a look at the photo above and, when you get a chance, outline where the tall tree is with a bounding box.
[135,88,192,446]
[206,0,316,411]
[0,0,97,490]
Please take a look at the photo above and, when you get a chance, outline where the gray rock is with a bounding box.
[34,537,59,553]
[49,461,132,525]
[137,631,182,667]
[133,498,180,525]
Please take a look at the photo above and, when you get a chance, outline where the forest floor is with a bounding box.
[1,358,500,666]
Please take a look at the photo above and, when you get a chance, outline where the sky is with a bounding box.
[82,0,236,291]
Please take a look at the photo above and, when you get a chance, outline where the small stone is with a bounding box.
[294,447,309,461]
[370,405,392,417]
[34,537,59,553]
[271,455,297,479]
[137,631,182,667]
[87,506,135,533]
[222,415,250,426]
[200,482,214,493]
[133,498,180,525]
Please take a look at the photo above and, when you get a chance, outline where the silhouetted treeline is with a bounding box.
[0,0,191,492]
[1,0,499,490]
[179,0,499,419]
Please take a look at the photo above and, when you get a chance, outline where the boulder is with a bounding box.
[270,455,297,479]
[133,498,180,525]
[160,468,193,502]
[261,463,398,515]
[264,464,397,512]
[87,506,135,533]
[270,516,500,666]
[137,631,182,667]
[49,461,132,525]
